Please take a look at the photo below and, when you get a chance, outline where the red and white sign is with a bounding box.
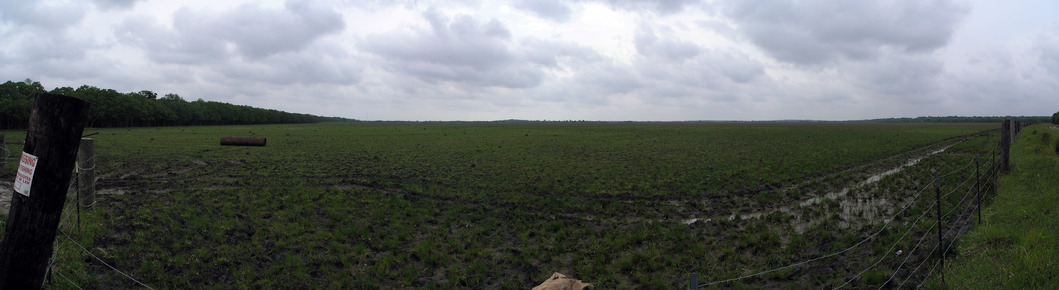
[14,152,38,197]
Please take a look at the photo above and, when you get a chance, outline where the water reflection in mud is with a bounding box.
[684,143,956,232]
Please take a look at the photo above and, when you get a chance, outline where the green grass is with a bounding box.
[0,122,1001,288]
[928,124,1059,289]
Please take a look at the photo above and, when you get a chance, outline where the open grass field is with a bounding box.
[928,123,1059,288]
[0,122,999,288]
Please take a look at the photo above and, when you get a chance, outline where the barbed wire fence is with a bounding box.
[4,124,1020,289]
[22,137,155,289]
[692,136,1010,289]
[44,176,155,289]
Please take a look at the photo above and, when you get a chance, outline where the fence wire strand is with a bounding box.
[898,235,941,288]
[877,220,938,289]
[916,253,943,288]
[834,197,940,289]
[56,271,83,290]
[58,229,154,289]
[700,180,935,287]
[899,155,993,289]
[699,134,1006,288]
[913,198,978,289]
[892,170,983,289]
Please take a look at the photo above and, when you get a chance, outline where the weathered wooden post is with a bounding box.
[1012,120,1018,140]
[1011,120,1018,144]
[0,93,90,288]
[1000,120,1011,172]
[990,147,996,194]
[0,134,5,175]
[77,138,95,208]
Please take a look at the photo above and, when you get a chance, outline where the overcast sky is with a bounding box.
[2,0,1057,121]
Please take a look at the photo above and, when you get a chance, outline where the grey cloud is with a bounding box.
[91,0,140,10]
[634,23,702,61]
[512,0,698,22]
[723,0,969,65]
[116,9,358,87]
[577,63,644,95]
[0,1,87,29]
[210,0,345,59]
[626,45,766,103]
[6,32,94,62]
[521,38,602,68]
[1035,29,1059,74]
[118,0,344,63]
[846,55,944,102]
[214,47,363,86]
[394,62,542,89]
[116,14,227,64]
[370,10,512,70]
[512,0,573,22]
[0,1,95,65]
[695,20,738,39]
[620,23,767,101]
[363,9,546,88]
[703,51,764,83]
[592,0,700,14]
[529,60,644,105]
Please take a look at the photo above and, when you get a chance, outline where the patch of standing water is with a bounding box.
[798,146,949,208]
[683,143,955,227]
[682,218,710,225]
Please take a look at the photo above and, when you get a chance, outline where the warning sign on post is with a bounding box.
[14,152,38,197]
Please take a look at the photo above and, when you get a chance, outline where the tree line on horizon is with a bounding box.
[865,115,1051,124]
[0,79,353,130]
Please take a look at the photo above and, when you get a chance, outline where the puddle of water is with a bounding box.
[682,218,711,225]
[838,198,891,228]
[683,143,955,229]
[97,189,127,195]
[798,146,949,208]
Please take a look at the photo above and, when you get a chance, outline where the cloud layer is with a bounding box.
[1,0,1056,120]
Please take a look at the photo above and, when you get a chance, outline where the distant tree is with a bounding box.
[1053,111,1059,125]
[0,80,44,129]
[3,79,354,128]
[161,93,183,101]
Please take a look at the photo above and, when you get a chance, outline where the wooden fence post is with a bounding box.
[1,134,5,175]
[0,93,90,288]
[990,148,995,194]
[78,138,95,208]
[1000,120,1011,172]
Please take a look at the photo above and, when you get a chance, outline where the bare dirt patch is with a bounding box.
[0,181,12,214]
